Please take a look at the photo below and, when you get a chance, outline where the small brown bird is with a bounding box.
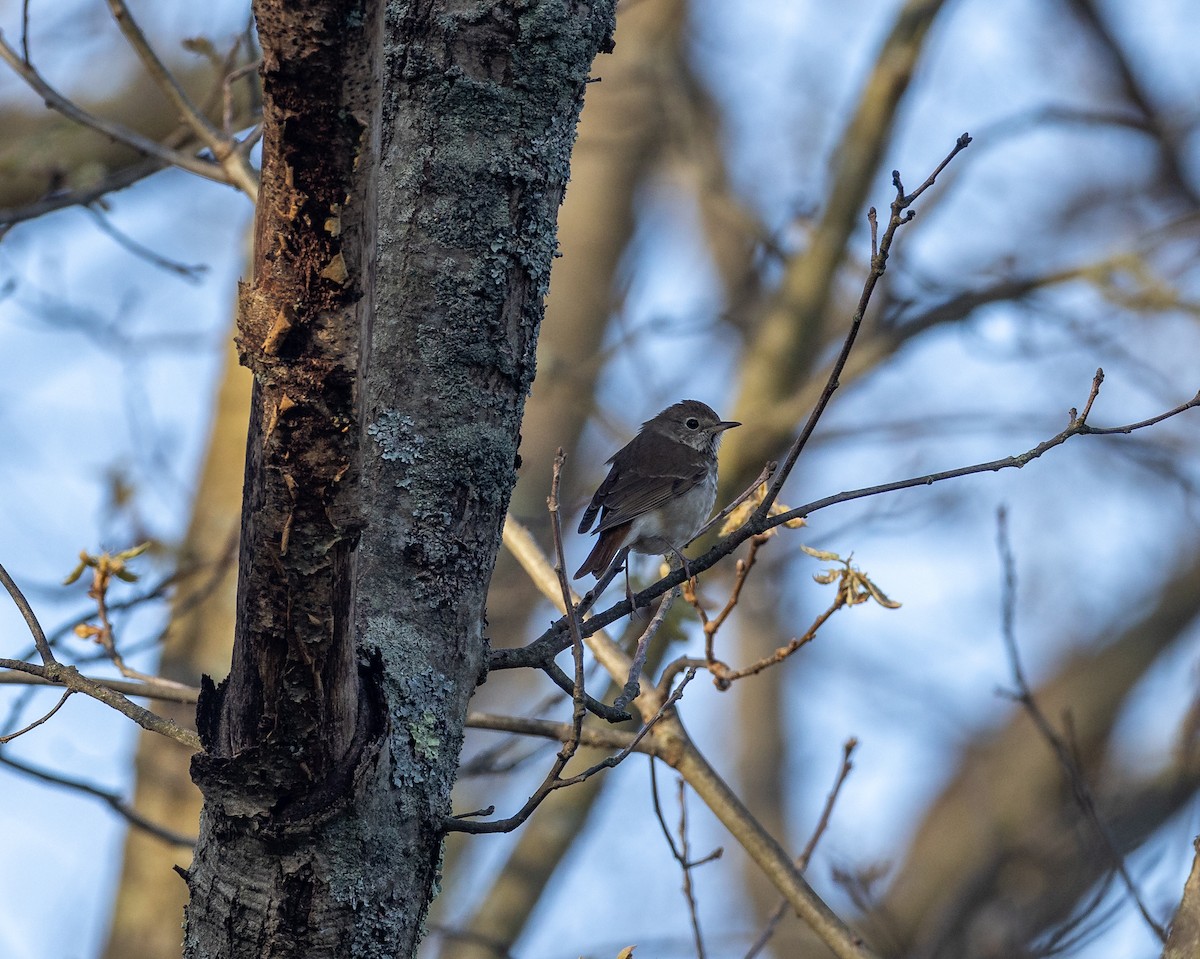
[574,400,740,580]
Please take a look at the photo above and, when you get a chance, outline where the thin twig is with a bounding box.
[0,658,200,750]
[19,0,31,62]
[12,556,215,667]
[669,726,876,959]
[83,560,178,687]
[0,752,195,846]
[767,383,1200,530]
[679,779,718,959]
[106,0,222,145]
[614,587,678,711]
[995,506,1167,942]
[0,32,250,191]
[0,560,199,749]
[539,660,630,723]
[223,59,261,137]
[0,669,200,703]
[492,667,705,823]
[571,547,628,619]
[690,461,777,542]
[2,36,261,228]
[548,450,588,766]
[464,711,639,752]
[0,688,72,743]
[0,562,55,664]
[502,513,637,696]
[447,668,701,834]
[548,667,700,786]
[650,758,681,856]
[1076,368,1104,424]
[83,206,208,280]
[0,159,164,227]
[105,0,259,198]
[756,134,973,517]
[447,455,617,833]
[684,532,770,665]
[704,592,845,691]
[744,738,858,959]
[799,738,858,870]
[648,762,715,959]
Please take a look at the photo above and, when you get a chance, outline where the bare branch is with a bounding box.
[0,560,199,749]
[223,59,261,137]
[0,658,200,750]
[464,711,639,752]
[757,133,972,518]
[690,460,776,543]
[0,752,194,847]
[502,489,875,954]
[0,688,71,743]
[683,531,771,665]
[613,587,678,710]
[670,727,877,959]
[768,383,1200,531]
[104,0,258,198]
[1164,839,1200,959]
[0,561,54,664]
[548,449,588,766]
[0,158,165,228]
[0,669,200,703]
[502,513,635,688]
[700,591,845,691]
[745,738,859,959]
[648,763,716,959]
[448,455,632,833]
[451,667,700,830]
[499,373,1200,674]
[538,660,630,723]
[995,506,1167,942]
[798,738,859,871]
[83,205,208,279]
[0,31,254,194]
[107,0,222,144]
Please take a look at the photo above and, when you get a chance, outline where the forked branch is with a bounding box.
[0,561,200,750]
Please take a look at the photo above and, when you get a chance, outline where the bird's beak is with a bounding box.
[715,420,741,433]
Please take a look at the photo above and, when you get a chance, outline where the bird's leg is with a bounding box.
[668,545,694,584]
[599,546,633,614]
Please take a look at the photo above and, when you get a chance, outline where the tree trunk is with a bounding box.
[182,2,615,957]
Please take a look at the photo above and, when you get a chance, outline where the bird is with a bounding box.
[574,399,740,581]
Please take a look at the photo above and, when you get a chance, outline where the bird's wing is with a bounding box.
[588,432,708,534]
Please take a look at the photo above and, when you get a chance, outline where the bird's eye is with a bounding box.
[685,417,700,430]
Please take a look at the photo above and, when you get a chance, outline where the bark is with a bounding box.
[183,2,615,958]
[1164,839,1200,959]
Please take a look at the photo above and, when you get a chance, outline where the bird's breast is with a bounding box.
[627,470,718,554]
